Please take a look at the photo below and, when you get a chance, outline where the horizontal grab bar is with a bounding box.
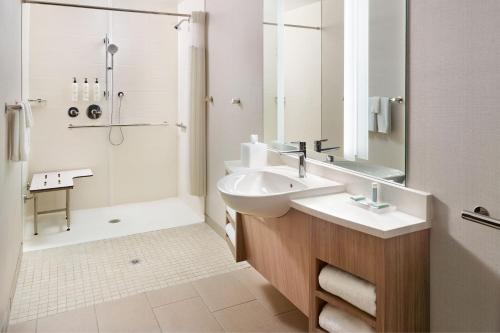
[461,210,500,230]
[68,122,169,129]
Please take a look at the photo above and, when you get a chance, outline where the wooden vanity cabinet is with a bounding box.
[309,218,430,332]
[231,209,430,332]
[240,209,312,316]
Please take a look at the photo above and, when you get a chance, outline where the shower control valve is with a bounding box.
[68,107,79,118]
[87,104,102,119]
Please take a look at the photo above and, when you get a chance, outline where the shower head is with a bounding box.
[107,44,119,55]
[174,18,189,30]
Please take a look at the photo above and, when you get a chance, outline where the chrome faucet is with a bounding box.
[280,141,307,178]
[314,139,340,163]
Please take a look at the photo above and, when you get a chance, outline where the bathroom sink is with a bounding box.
[217,166,345,218]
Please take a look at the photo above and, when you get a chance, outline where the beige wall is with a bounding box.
[206,0,264,227]
[27,0,179,212]
[0,0,23,329]
[408,1,500,331]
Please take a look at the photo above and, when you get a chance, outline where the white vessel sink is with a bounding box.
[217,166,345,218]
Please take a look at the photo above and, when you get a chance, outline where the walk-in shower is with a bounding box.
[22,0,205,250]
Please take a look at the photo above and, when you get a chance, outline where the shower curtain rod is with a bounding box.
[263,21,321,31]
[22,0,191,18]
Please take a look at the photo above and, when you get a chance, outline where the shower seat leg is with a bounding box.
[33,194,38,236]
[66,189,71,231]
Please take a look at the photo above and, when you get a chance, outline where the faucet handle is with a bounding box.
[290,141,307,151]
[314,139,328,151]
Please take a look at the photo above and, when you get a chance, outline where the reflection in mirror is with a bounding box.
[263,0,407,184]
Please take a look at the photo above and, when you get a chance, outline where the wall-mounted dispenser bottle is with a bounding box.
[93,78,101,102]
[72,77,79,102]
[82,78,90,102]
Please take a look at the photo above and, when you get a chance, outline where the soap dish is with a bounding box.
[350,196,395,214]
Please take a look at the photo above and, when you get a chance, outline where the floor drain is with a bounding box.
[108,218,121,224]
[130,259,141,265]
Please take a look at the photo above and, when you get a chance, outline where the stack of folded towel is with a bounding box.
[319,304,375,333]
[225,223,236,246]
[318,265,377,332]
[319,265,376,316]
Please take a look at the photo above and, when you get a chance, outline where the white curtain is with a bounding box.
[188,11,207,196]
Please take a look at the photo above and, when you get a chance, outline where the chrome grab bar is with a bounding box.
[461,207,500,230]
[68,122,169,129]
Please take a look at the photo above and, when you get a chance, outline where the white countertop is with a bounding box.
[224,160,247,174]
[223,160,431,239]
[290,193,430,239]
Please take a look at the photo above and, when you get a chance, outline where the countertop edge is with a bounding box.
[289,200,431,239]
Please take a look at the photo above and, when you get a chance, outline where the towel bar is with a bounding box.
[5,99,47,113]
[461,207,500,230]
[389,97,404,104]
[4,103,22,113]
[28,98,47,103]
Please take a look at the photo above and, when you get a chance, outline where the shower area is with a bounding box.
[22,0,206,251]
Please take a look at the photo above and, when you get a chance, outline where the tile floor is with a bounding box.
[8,268,308,333]
[10,224,248,324]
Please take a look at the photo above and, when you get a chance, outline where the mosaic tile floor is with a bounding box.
[10,223,248,324]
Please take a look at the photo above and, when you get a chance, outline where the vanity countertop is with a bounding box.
[290,193,430,239]
[223,160,431,239]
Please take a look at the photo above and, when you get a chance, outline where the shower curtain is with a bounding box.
[188,11,207,196]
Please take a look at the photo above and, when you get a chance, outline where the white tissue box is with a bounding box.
[241,142,267,168]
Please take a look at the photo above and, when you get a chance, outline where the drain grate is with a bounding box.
[108,218,121,224]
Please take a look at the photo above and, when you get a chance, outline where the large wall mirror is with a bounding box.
[263,0,407,184]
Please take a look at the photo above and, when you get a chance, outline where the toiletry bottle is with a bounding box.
[72,77,79,102]
[82,78,90,102]
[371,183,380,203]
[93,78,101,102]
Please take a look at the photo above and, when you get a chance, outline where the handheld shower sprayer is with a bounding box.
[107,44,119,70]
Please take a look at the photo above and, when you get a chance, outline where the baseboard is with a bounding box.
[0,242,23,333]
[205,214,225,238]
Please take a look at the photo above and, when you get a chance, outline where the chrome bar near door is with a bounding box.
[462,209,500,230]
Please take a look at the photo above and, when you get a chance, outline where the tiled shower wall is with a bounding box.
[26,0,180,212]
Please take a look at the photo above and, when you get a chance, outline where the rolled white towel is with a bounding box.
[319,304,375,333]
[319,265,376,316]
[225,223,236,246]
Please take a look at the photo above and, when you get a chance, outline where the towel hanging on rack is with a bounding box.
[9,101,34,162]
